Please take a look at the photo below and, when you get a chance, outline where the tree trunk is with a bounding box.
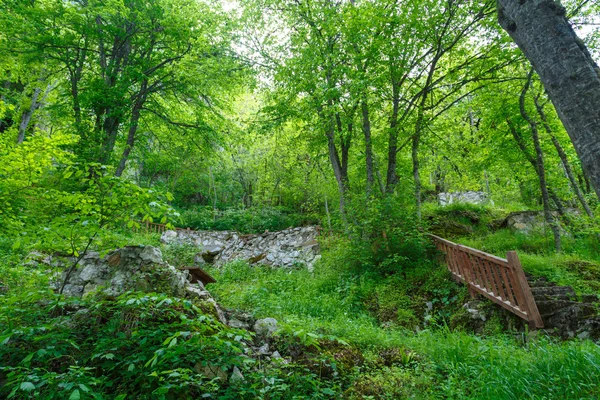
[17,87,42,144]
[519,71,561,251]
[322,110,348,219]
[386,78,401,193]
[412,133,422,220]
[497,0,600,200]
[361,97,374,195]
[534,97,594,218]
[115,80,148,177]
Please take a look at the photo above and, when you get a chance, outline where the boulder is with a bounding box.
[253,317,279,337]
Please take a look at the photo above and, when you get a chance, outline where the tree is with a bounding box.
[1,0,246,175]
[497,0,600,200]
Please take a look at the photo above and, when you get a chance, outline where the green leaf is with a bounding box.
[69,389,81,400]
[78,384,90,393]
[0,334,12,345]
[20,382,35,392]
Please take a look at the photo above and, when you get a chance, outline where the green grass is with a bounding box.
[4,221,600,399]
[458,229,600,294]
[207,250,600,399]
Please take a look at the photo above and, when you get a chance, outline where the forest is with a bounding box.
[1,0,600,398]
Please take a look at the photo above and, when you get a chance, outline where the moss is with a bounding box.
[345,366,436,399]
[396,308,419,329]
[567,260,600,290]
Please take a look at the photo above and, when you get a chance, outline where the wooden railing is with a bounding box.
[429,234,544,329]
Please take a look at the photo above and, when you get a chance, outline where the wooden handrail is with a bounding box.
[429,234,544,329]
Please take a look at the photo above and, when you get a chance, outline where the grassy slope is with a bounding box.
[207,242,600,399]
[3,216,600,399]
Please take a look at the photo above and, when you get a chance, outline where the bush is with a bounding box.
[343,194,433,276]
[178,206,318,233]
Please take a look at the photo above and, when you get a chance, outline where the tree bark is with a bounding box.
[386,78,400,192]
[497,0,600,200]
[115,80,148,177]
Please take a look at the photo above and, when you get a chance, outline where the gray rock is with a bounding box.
[229,366,244,384]
[139,246,163,263]
[199,364,227,381]
[257,343,270,355]
[161,226,321,270]
[78,264,103,282]
[463,301,486,321]
[160,230,178,244]
[439,191,490,206]
[254,318,279,337]
[578,331,590,340]
[228,318,250,329]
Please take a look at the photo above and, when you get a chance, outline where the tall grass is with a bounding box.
[208,256,600,399]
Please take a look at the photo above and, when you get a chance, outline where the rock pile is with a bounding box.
[494,210,577,233]
[160,226,321,271]
[457,275,600,340]
[46,244,289,383]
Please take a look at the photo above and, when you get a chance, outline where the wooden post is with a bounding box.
[507,251,544,329]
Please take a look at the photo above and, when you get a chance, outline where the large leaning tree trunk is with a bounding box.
[497,0,600,200]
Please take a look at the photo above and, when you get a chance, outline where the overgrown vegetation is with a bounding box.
[1,0,600,398]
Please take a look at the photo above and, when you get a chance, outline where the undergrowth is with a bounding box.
[207,239,600,399]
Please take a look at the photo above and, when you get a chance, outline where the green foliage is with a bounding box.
[343,195,432,276]
[179,206,318,233]
[208,243,600,399]
[0,290,341,399]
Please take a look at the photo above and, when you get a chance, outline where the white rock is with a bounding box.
[139,246,163,263]
[229,366,244,384]
[160,230,178,244]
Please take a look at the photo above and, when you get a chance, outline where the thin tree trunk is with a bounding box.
[412,130,422,221]
[498,0,600,199]
[323,110,348,219]
[361,97,374,195]
[386,78,400,192]
[17,87,42,144]
[520,71,561,251]
[534,96,594,218]
[115,80,148,177]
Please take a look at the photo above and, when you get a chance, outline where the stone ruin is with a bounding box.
[160,226,322,271]
[438,191,491,206]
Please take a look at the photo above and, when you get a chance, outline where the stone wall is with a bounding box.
[161,226,321,270]
[438,191,490,206]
